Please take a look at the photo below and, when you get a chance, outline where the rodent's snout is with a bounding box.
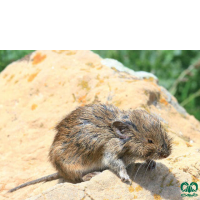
[159,151,170,159]
[158,139,172,159]
[160,153,168,158]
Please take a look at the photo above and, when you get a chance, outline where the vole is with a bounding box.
[9,103,172,192]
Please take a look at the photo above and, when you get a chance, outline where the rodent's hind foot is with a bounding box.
[82,171,101,182]
[146,160,156,170]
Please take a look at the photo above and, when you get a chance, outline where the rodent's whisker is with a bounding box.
[133,162,146,181]
[143,160,152,179]
[142,156,156,182]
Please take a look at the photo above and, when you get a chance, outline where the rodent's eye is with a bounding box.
[148,139,153,144]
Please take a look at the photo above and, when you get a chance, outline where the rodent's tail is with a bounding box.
[8,172,60,193]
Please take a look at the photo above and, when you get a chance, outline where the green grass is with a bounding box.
[0,50,200,120]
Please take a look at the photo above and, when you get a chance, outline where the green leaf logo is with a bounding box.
[181,182,198,193]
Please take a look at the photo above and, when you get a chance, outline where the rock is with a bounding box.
[101,58,158,81]
[160,86,187,116]
[0,50,200,200]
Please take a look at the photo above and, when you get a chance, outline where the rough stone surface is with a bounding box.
[0,50,200,200]
[101,58,158,80]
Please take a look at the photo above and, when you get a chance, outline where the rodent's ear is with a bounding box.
[111,121,130,139]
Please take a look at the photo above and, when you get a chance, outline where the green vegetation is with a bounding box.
[0,50,200,120]
[0,50,34,72]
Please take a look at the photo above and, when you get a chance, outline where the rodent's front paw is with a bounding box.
[146,160,156,170]
[119,170,132,185]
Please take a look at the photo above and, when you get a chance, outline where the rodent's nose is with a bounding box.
[159,152,169,158]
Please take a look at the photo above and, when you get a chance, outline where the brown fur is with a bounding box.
[9,103,172,192]
[49,103,172,183]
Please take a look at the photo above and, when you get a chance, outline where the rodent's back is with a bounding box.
[54,103,123,140]
[49,104,124,181]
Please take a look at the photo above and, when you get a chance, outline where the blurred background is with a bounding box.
[0,50,200,120]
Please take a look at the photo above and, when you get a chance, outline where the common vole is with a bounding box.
[9,103,172,192]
